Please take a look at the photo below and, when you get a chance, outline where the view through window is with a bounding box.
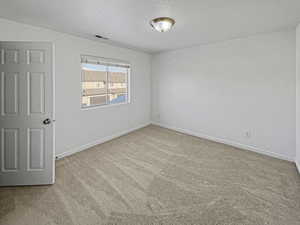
[81,56,130,108]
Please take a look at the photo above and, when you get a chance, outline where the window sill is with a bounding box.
[81,101,130,111]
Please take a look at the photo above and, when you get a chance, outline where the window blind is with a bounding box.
[81,55,130,68]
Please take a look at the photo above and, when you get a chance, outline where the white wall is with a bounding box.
[152,30,296,161]
[0,18,297,164]
[296,25,300,171]
[0,18,152,157]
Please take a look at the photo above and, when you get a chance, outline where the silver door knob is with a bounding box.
[43,118,51,125]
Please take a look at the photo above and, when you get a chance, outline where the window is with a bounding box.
[81,55,130,108]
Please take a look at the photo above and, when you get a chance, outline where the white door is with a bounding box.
[0,42,54,186]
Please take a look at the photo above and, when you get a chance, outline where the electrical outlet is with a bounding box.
[156,113,160,121]
[245,131,251,138]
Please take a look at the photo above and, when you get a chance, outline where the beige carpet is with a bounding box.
[1,125,300,225]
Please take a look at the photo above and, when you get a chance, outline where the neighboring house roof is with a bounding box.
[82,70,126,83]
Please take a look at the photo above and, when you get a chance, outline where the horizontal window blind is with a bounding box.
[81,55,130,68]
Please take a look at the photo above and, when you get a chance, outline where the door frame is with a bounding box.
[51,42,56,183]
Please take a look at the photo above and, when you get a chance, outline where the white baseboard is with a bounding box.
[55,122,151,160]
[296,160,300,174]
[151,121,294,162]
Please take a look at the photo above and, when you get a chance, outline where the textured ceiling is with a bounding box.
[0,0,300,53]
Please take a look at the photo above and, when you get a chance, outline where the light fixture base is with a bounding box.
[150,17,175,32]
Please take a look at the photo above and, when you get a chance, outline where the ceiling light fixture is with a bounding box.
[150,17,175,32]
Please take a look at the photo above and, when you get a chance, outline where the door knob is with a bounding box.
[43,118,51,125]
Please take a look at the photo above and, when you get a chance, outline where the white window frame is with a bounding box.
[80,55,131,109]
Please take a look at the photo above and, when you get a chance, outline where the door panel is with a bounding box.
[26,49,45,64]
[28,72,45,114]
[28,128,44,170]
[1,128,19,171]
[1,49,19,64]
[0,42,54,186]
[1,72,19,115]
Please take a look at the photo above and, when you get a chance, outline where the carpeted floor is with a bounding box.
[1,125,300,225]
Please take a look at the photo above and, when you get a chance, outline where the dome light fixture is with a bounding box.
[150,17,175,32]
